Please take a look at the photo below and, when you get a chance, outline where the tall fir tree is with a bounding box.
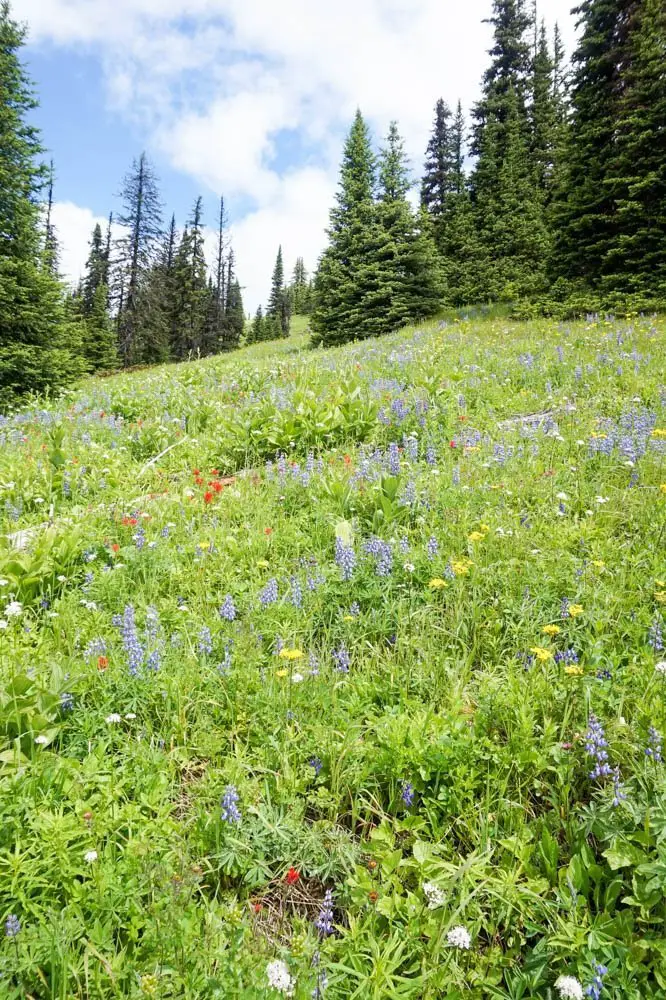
[601,0,666,297]
[82,224,106,313]
[311,110,378,346]
[0,1,85,403]
[530,20,558,194]
[420,99,455,222]
[289,257,311,313]
[247,304,265,345]
[43,159,59,274]
[266,245,290,339]
[224,278,245,349]
[141,213,178,364]
[114,152,163,365]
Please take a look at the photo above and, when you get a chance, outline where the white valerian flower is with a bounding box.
[105,713,122,724]
[554,975,584,1000]
[0,578,8,586]
[403,562,415,573]
[291,673,304,684]
[655,661,666,676]
[4,601,23,618]
[57,575,67,583]
[446,925,471,950]
[556,492,568,501]
[595,496,609,504]
[423,881,445,909]
[34,734,49,745]
[266,959,294,994]
[125,713,137,720]
[84,850,98,863]
[0,620,7,630]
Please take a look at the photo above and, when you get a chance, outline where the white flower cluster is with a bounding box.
[422,881,445,910]
[446,925,472,950]
[266,959,294,995]
[655,661,666,676]
[554,975,584,999]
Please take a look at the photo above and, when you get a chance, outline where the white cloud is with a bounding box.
[50,202,107,286]
[23,0,580,311]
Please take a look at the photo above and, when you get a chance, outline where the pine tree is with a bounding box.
[0,1,85,404]
[311,110,377,346]
[43,159,59,274]
[530,20,557,193]
[550,0,625,288]
[225,278,245,348]
[247,305,265,345]
[374,122,444,330]
[82,283,117,371]
[114,152,163,365]
[602,0,666,297]
[266,245,290,338]
[289,257,310,313]
[420,99,455,221]
[470,0,550,300]
[141,213,177,364]
[82,224,106,313]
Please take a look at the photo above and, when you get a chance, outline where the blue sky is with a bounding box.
[18,0,577,311]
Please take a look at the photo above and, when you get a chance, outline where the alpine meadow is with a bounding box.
[1,0,666,998]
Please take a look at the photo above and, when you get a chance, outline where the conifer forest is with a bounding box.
[1,0,666,997]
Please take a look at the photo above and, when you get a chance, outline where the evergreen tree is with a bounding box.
[43,159,59,274]
[0,1,85,404]
[311,110,377,346]
[141,213,177,364]
[289,257,311,313]
[224,278,245,348]
[470,0,550,299]
[82,224,106,313]
[114,152,163,365]
[530,20,558,193]
[550,0,625,288]
[266,245,290,338]
[247,305,265,345]
[602,0,666,296]
[374,122,444,330]
[420,99,455,221]
[81,283,117,372]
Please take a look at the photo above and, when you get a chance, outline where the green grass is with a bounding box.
[0,314,665,998]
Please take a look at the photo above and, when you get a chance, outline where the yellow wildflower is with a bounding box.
[530,646,553,662]
[660,484,666,495]
[592,560,605,569]
[651,428,666,439]
[278,648,303,661]
[197,541,210,550]
[428,578,448,590]
[542,624,561,636]
[256,559,270,569]
[564,665,584,676]
[343,615,355,621]
[479,523,490,533]
[276,668,289,678]
[468,531,485,542]
[568,604,584,617]
[140,976,159,997]
[451,559,473,576]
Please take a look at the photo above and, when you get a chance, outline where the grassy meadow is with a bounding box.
[0,314,665,999]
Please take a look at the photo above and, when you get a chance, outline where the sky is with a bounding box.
[17,0,579,313]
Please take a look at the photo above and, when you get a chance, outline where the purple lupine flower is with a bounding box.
[452,465,460,486]
[398,535,409,554]
[387,442,401,476]
[586,963,608,1000]
[403,435,419,461]
[425,445,437,466]
[554,648,579,665]
[309,757,323,775]
[85,637,107,660]
[132,526,146,550]
[649,616,664,653]
[259,578,279,606]
[198,626,213,657]
[219,595,236,621]
[646,727,663,763]
[333,644,350,673]
[400,480,417,507]
[426,536,439,560]
[612,767,627,806]
[308,651,320,675]
[334,537,356,581]
[349,601,360,617]
[118,605,144,676]
[364,536,393,577]
[401,780,414,807]
[5,914,20,938]
[221,784,241,824]
[560,597,570,619]
[60,692,74,712]
[585,715,612,779]
[290,576,303,609]
[315,889,335,937]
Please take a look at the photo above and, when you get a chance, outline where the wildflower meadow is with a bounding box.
[0,315,665,998]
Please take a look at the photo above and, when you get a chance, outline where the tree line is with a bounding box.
[312,0,666,345]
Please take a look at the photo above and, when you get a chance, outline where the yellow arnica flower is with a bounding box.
[276,668,289,678]
[452,559,473,576]
[278,648,303,661]
[592,560,605,569]
[568,604,584,617]
[343,615,355,621]
[479,523,490,533]
[530,646,553,662]
[564,665,584,676]
[468,531,485,542]
[651,428,666,439]
[428,578,448,590]
[256,559,270,569]
[542,624,561,636]
[660,484,666,495]
[197,541,209,550]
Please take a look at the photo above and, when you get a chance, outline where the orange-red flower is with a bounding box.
[285,867,300,885]
[97,656,108,672]
[203,491,213,504]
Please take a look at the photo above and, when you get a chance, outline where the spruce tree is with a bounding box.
[0,1,85,404]
[420,99,455,222]
[550,0,625,288]
[82,224,106,313]
[225,278,245,348]
[43,159,59,274]
[289,257,310,313]
[247,305,265,345]
[141,213,177,364]
[114,152,163,365]
[603,0,666,297]
[530,20,558,194]
[311,110,377,346]
[266,245,290,338]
